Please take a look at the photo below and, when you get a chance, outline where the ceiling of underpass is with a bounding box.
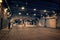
[2,0,60,18]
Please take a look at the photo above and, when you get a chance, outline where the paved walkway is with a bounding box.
[0,26,60,40]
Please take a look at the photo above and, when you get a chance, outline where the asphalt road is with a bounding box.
[0,26,60,40]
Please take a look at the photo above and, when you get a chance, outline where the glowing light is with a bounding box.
[34,14,36,16]
[52,11,55,13]
[21,7,25,10]
[44,10,47,12]
[19,13,21,15]
[7,12,10,15]
[4,8,8,12]
[33,9,36,11]
[26,13,29,15]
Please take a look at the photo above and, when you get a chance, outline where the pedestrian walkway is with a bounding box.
[0,26,60,40]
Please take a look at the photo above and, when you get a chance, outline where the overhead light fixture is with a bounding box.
[26,13,29,15]
[33,9,36,11]
[52,11,55,13]
[34,14,36,16]
[4,8,8,12]
[19,12,21,15]
[44,10,47,12]
[7,12,10,15]
[21,7,25,10]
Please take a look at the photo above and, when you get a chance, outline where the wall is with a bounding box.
[38,18,56,28]
[2,18,8,28]
[57,16,60,28]
[38,19,45,27]
[46,18,56,28]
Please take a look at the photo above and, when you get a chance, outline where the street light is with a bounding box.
[34,14,36,16]
[26,13,29,15]
[7,12,11,18]
[7,12,10,15]
[44,10,47,12]
[33,9,36,11]
[19,12,21,15]
[21,7,25,10]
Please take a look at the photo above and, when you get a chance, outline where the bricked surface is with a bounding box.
[0,26,60,40]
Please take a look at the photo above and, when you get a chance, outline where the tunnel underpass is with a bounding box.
[0,0,60,40]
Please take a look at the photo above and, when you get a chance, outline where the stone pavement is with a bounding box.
[0,26,60,40]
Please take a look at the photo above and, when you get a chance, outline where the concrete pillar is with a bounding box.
[56,16,60,29]
[46,18,56,28]
[0,1,3,29]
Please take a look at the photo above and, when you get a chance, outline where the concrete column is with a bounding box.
[56,16,60,29]
[46,18,56,28]
[0,1,3,29]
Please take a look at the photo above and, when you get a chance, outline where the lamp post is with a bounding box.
[0,0,3,29]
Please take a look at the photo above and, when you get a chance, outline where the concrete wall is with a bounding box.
[2,18,8,28]
[57,16,60,28]
[38,18,56,28]
[46,19,56,28]
[38,19,45,27]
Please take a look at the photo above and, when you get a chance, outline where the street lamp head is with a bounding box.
[34,14,36,16]
[44,10,47,12]
[33,9,36,11]
[19,13,21,15]
[21,7,25,10]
